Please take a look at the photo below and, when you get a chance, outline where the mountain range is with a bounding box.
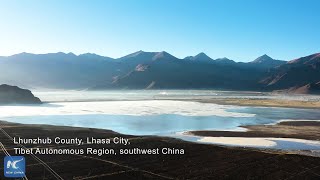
[0,51,319,94]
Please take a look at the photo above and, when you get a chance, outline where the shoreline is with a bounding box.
[38,97,320,110]
[188,121,320,141]
[186,121,320,155]
[2,120,320,152]
[4,93,320,110]
[195,98,320,109]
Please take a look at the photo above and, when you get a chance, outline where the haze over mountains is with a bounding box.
[0,51,319,94]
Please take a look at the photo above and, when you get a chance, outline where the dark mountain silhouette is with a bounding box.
[215,57,236,65]
[251,54,274,63]
[1,51,319,94]
[183,53,236,65]
[119,51,156,62]
[184,53,213,63]
[119,51,178,62]
[0,52,120,89]
[79,53,114,61]
[0,84,41,104]
[249,54,286,69]
[108,52,265,90]
[152,51,178,61]
[115,51,179,73]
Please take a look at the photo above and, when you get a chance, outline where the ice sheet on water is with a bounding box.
[0,100,254,117]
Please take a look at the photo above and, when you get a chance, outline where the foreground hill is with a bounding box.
[0,84,41,104]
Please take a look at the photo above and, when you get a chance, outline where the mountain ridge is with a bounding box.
[249,54,286,69]
[1,51,285,63]
[1,51,319,94]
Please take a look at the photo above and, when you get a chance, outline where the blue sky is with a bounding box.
[0,0,319,61]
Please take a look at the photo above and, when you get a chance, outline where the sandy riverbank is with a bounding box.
[184,120,320,157]
[189,121,320,140]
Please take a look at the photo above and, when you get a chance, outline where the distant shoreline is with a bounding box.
[25,96,320,110]
[195,98,320,109]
